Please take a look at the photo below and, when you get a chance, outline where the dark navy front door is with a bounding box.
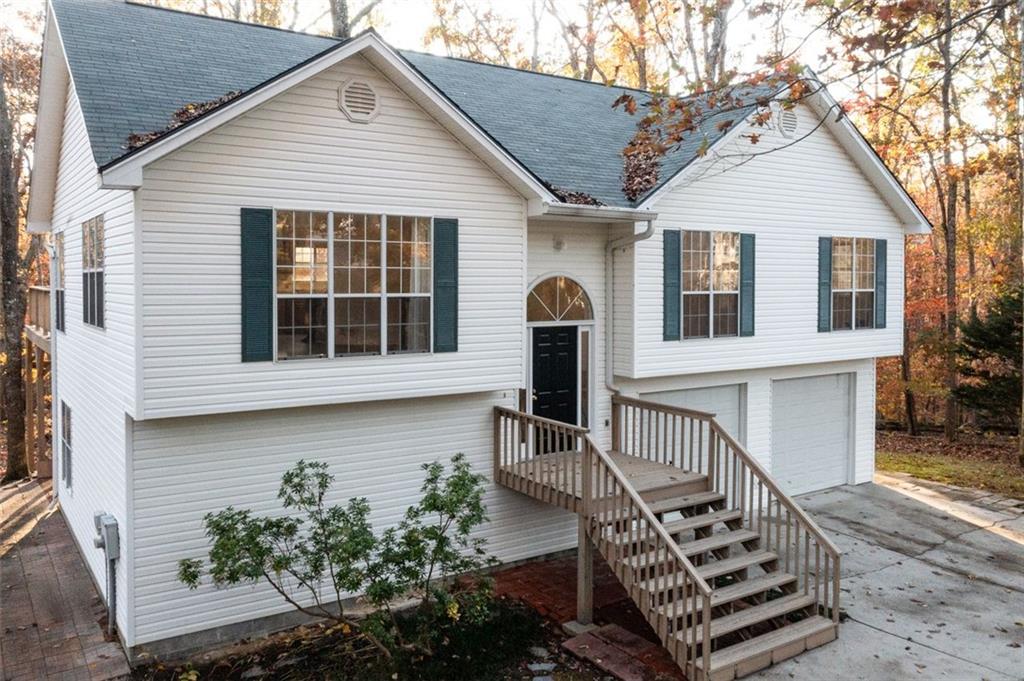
[531,325,578,426]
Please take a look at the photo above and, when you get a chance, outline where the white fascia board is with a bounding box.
[26,2,71,233]
[531,200,658,224]
[98,32,556,204]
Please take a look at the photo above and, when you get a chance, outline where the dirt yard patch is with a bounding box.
[877,431,1023,500]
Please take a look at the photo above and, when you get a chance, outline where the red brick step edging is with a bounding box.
[493,553,684,681]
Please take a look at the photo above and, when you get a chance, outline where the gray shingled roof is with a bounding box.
[52,0,757,207]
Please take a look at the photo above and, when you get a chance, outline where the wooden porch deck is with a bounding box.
[496,449,708,514]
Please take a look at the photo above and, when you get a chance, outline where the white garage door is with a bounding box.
[642,384,744,443]
[771,374,852,495]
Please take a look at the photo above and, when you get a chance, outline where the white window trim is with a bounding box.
[271,209,434,362]
[59,401,72,493]
[831,236,875,331]
[682,230,740,340]
[82,215,105,330]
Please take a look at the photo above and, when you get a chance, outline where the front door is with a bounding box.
[531,325,578,426]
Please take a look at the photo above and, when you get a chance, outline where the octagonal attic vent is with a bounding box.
[338,81,379,123]
[779,108,799,138]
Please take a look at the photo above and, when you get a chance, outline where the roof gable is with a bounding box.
[53,0,336,168]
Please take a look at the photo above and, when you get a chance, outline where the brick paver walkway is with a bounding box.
[495,552,685,680]
[0,479,130,681]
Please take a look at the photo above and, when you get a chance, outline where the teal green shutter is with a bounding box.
[240,208,274,362]
[739,233,755,336]
[874,239,887,328]
[818,237,832,333]
[433,218,458,352]
[663,230,681,341]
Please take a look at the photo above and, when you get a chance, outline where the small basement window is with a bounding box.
[338,81,379,123]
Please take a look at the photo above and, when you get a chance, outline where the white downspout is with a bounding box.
[605,218,656,395]
[46,240,58,502]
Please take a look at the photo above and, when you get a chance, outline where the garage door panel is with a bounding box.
[771,374,851,495]
[641,384,744,442]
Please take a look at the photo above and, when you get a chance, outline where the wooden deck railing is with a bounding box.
[611,395,842,625]
[26,286,51,335]
[494,406,714,678]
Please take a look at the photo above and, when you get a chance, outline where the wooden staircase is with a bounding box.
[494,396,841,681]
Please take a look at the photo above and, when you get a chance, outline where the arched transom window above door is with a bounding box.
[527,276,593,322]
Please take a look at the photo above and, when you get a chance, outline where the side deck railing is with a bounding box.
[611,395,842,624]
[26,285,51,337]
[493,406,715,678]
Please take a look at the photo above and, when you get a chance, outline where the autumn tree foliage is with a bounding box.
[1,8,43,482]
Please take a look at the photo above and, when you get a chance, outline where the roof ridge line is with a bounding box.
[399,47,654,96]
[123,1,655,97]
[121,0,341,40]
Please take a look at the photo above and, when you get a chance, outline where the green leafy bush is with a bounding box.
[178,453,494,659]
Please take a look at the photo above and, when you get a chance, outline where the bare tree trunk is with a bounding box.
[1017,0,1023,466]
[0,79,27,481]
[331,0,350,38]
[940,0,959,442]
[902,263,918,435]
[529,0,541,71]
[703,1,733,84]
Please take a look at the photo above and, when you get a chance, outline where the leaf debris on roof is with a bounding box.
[125,90,242,150]
[550,187,605,206]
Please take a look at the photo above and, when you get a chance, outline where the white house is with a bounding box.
[28,1,929,678]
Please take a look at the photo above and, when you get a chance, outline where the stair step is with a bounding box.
[663,509,743,535]
[696,550,779,580]
[679,529,760,556]
[695,615,836,679]
[626,529,760,569]
[648,491,726,515]
[676,593,817,645]
[603,510,746,544]
[652,573,798,618]
[593,491,725,521]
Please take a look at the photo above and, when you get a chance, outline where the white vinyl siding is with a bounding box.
[130,391,577,645]
[630,102,905,380]
[50,81,136,639]
[139,54,525,418]
[771,373,853,494]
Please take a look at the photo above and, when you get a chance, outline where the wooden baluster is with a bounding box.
[701,594,711,675]
[832,554,841,623]
[814,543,821,606]
[804,534,810,595]
[611,400,620,452]
[785,508,792,574]
[493,411,501,482]
[757,480,763,538]
[824,553,831,615]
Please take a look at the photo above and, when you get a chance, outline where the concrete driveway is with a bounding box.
[752,474,1024,681]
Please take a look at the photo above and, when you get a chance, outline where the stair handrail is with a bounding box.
[707,420,842,558]
[581,432,714,597]
[612,395,843,626]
